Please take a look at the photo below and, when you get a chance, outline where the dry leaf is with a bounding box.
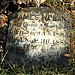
[64,54,70,57]
[17,0,46,7]
[34,0,46,7]
[17,0,32,4]
[0,14,8,27]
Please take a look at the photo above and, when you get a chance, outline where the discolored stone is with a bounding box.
[5,7,71,65]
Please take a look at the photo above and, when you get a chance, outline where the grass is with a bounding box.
[0,56,75,75]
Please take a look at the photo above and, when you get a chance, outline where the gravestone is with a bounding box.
[5,7,71,65]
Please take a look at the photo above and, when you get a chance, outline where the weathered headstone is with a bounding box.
[5,7,71,65]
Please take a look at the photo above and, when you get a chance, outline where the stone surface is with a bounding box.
[5,7,71,64]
